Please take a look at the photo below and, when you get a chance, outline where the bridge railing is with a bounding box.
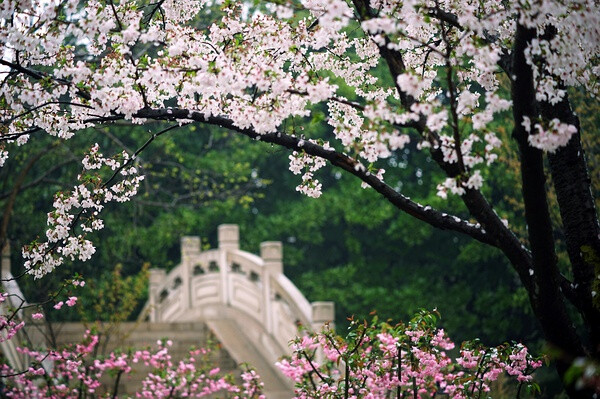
[140,224,335,356]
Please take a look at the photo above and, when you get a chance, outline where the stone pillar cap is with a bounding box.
[181,236,201,247]
[218,224,239,249]
[260,241,282,261]
[181,236,201,263]
[149,268,167,284]
[312,301,335,323]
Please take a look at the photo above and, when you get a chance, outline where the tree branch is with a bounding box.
[89,108,493,245]
[350,0,533,284]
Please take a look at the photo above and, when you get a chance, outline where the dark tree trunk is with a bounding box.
[510,23,594,398]
[540,96,600,359]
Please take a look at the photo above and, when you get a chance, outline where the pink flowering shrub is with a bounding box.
[0,285,544,398]
[0,280,264,398]
[277,310,543,398]
[0,332,265,398]
[0,291,543,398]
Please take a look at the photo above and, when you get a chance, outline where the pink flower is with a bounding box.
[28,367,45,376]
[31,313,44,320]
[66,296,78,307]
[54,301,64,310]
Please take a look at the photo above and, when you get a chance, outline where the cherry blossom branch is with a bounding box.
[101,123,182,190]
[286,89,420,131]
[0,127,44,143]
[438,13,466,174]
[287,89,366,112]
[301,350,328,384]
[427,7,462,31]
[145,0,167,24]
[350,0,534,282]
[279,310,543,398]
[425,5,512,74]
[91,108,493,245]
[2,0,525,279]
[0,60,91,101]
[2,101,93,126]
[0,352,50,378]
[21,143,145,278]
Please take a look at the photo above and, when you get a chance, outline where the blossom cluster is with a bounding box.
[522,117,578,153]
[0,281,265,398]
[277,310,543,398]
[21,144,144,278]
[0,292,25,344]
[289,140,331,198]
[0,291,542,398]
[0,277,86,351]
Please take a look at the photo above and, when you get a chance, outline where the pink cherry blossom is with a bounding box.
[66,296,77,307]
[31,312,44,320]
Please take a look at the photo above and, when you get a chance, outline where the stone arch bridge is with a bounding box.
[139,224,335,397]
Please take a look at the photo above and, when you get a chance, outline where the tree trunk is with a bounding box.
[541,96,600,358]
[510,22,595,398]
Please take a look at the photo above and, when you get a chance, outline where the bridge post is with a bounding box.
[218,224,239,250]
[181,236,201,263]
[149,268,167,321]
[260,241,283,335]
[311,301,335,332]
[260,241,283,275]
[181,237,201,310]
[2,242,10,278]
[218,224,239,306]
[311,301,335,365]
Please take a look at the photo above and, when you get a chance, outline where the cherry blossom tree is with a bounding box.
[1,0,599,396]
